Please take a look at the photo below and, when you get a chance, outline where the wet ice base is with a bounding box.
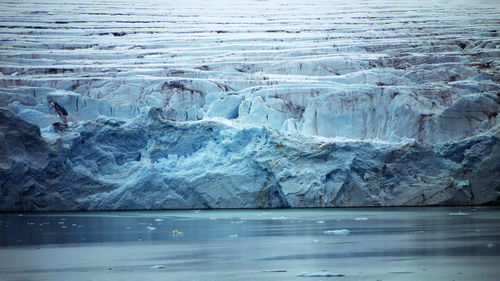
[0,207,499,280]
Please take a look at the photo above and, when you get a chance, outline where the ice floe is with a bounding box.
[324,229,350,235]
[297,272,345,277]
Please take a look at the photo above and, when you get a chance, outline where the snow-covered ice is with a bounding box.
[0,0,499,210]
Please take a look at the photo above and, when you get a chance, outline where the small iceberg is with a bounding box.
[146,226,156,230]
[486,243,496,248]
[150,265,165,269]
[324,229,350,235]
[316,220,325,224]
[154,218,164,222]
[227,234,238,238]
[354,217,368,221]
[272,216,287,220]
[171,229,183,235]
[449,212,470,216]
[297,272,345,277]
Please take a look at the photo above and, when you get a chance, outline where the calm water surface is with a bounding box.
[0,207,499,280]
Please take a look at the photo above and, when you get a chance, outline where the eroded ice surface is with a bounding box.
[0,208,499,281]
[0,0,499,210]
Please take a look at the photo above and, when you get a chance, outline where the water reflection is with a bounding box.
[0,207,499,247]
[0,207,499,280]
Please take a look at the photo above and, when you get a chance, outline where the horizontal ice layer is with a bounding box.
[1,0,499,210]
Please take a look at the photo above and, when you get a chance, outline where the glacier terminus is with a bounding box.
[0,0,499,211]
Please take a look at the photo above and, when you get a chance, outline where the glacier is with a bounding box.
[0,0,499,211]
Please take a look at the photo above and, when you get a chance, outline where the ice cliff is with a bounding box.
[1,0,499,211]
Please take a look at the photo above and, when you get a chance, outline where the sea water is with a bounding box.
[0,207,499,280]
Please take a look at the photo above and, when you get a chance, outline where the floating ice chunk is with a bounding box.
[150,265,165,269]
[209,217,218,220]
[487,243,496,248]
[324,229,350,235]
[449,212,470,216]
[171,229,183,235]
[230,221,245,224]
[154,218,164,222]
[355,217,368,221]
[272,216,287,220]
[146,226,156,230]
[61,226,67,229]
[297,272,345,277]
[316,220,325,224]
[227,234,238,238]
[312,240,322,243]
[58,222,64,225]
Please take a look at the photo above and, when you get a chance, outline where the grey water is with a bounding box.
[0,207,499,280]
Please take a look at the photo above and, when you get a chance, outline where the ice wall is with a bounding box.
[1,0,499,210]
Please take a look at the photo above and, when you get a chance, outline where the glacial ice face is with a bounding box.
[1,106,499,211]
[0,0,499,210]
